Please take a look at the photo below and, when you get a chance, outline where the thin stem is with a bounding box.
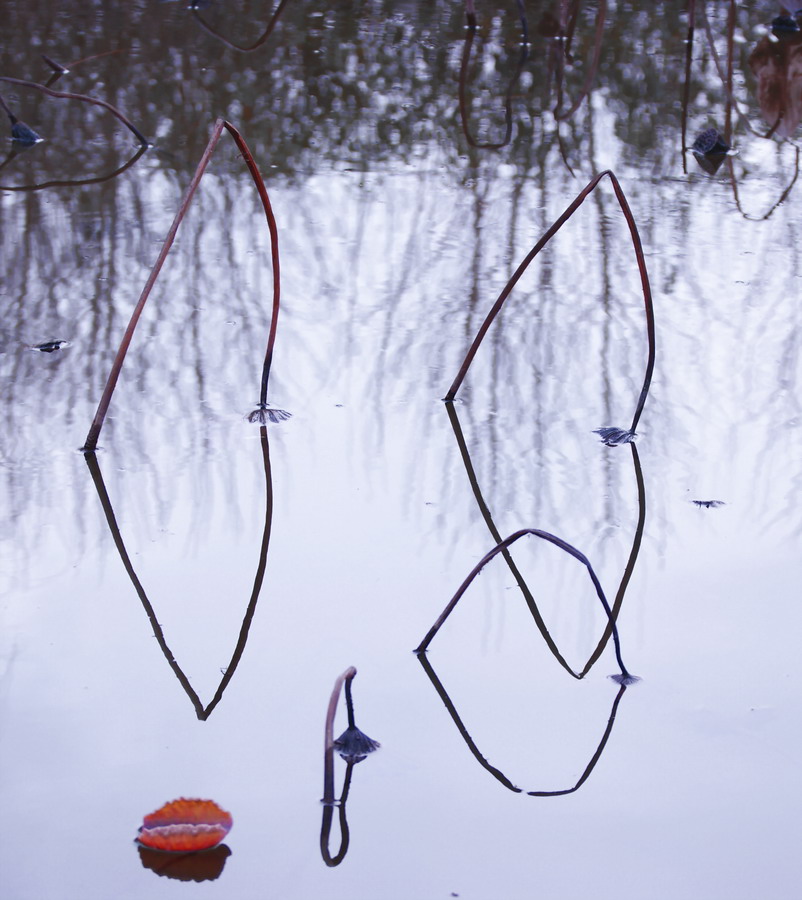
[444,170,655,444]
[344,677,356,729]
[82,118,226,451]
[0,143,147,192]
[418,650,629,796]
[445,402,583,679]
[81,118,280,450]
[222,121,282,408]
[323,667,357,803]
[415,529,633,680]
[320,762,354,866]
[458,16,529,151]
[0,76,148,146]
[681,0,696,174]
[554,0,607,121]
[191,0,291,52]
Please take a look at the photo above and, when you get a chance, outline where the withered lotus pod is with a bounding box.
[137,798,233,853]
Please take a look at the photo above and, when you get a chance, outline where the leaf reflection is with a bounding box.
[83,425,274,720]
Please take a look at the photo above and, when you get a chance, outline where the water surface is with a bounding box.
[1,2,801,898]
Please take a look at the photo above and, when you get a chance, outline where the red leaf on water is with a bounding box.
[137,798,233,853]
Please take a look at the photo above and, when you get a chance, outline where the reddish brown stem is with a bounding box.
[415,529,633,680]
[222,121,282,407]
[82,118,281,451]
[444,169,655,438]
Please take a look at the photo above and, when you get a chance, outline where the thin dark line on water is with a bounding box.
[83,425,274,721]
[417,652,629,796]
[458,2,529,150]
[416,528,635,682]
[443,411,645,678]
[681,0,696,174]
[81,118,284,452]
[0,143,147,190]
[553,0,607,121]
[190,0,291,53]
[320,666,357,867]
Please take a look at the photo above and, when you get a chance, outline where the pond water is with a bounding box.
[2,1,801,898]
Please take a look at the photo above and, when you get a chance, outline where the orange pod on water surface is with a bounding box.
[137,798,233,852]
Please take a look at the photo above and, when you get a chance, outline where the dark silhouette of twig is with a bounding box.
[553,0,606,121]
[417,652,629,795]
[458,7,529,150]
[444,170,655,445]
[0,143,147,190]
[83,424,274,720]
[465,0,477,29]
[190,0,291,52]
[322,668,358,804]
[42,48,127,87]
[526,681,628,795]
[81,118,284,452]
[320,761,354,866]
[445,405,646,679]
[0,76,148,147]
[416,528,637,682]
[725,147,801,220]
[41,54,69,75]
[681,0,696,174]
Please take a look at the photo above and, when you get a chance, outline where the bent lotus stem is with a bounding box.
[554,0,607,121]
[458,16,529,150]
[443,169,655,439]
[323,667,357,804]
[82,118,281,451]
[320,762,354,866]
[0,76,148,147]
[415,528,635,681]
[418,651,630,795]
[191,0,291,52]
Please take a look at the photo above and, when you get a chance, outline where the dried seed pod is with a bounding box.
[137,798,233,853]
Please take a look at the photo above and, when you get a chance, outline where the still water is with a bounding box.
[2,1,801,897]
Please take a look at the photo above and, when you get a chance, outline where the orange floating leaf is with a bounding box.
[137,798,233,853]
